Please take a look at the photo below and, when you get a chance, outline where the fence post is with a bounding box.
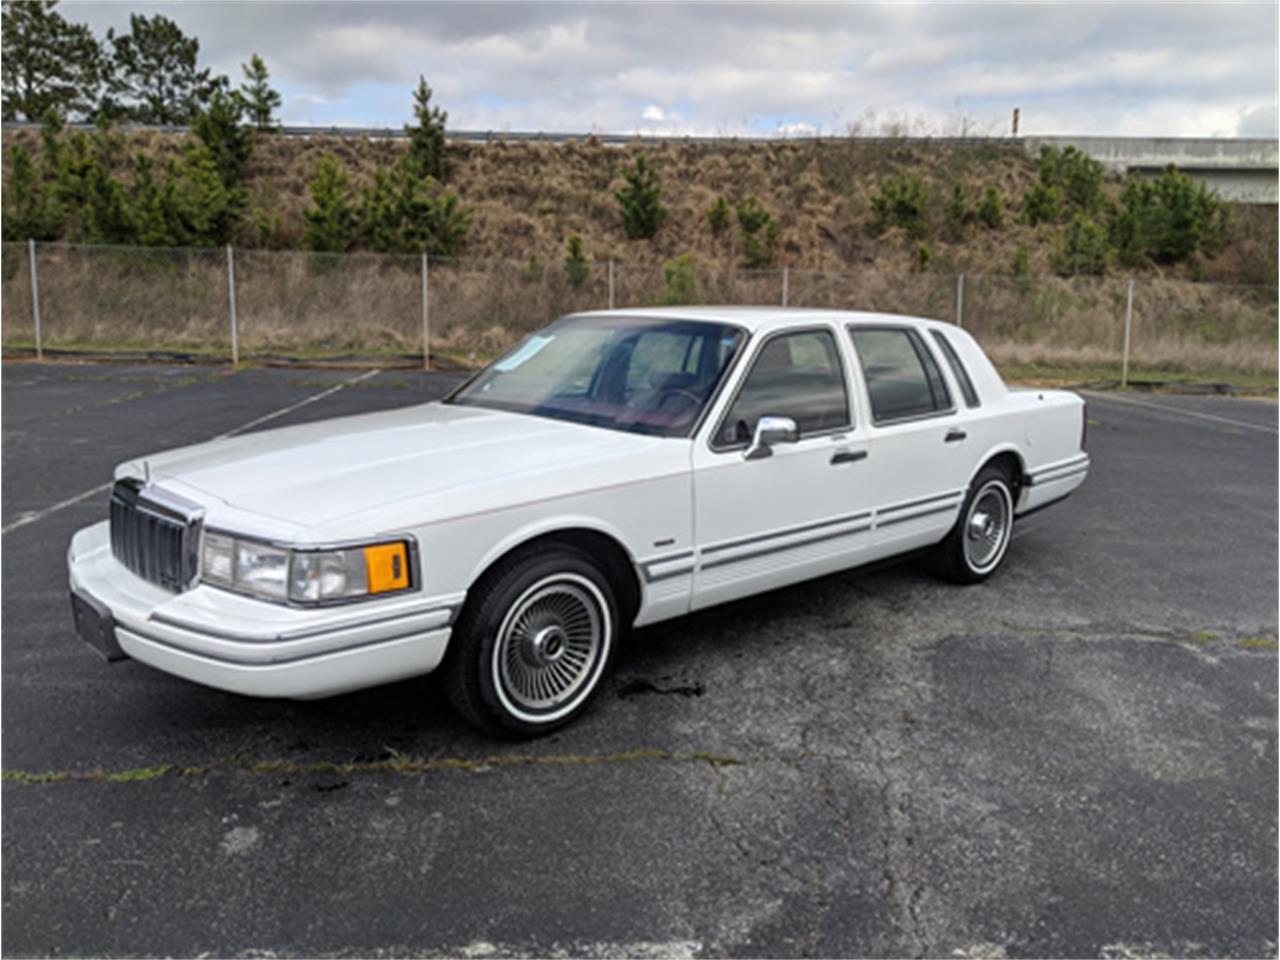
[28,239,42,360]
[1122,278,1134,387]
[781,266,789,307]
[225,244,238,365]
[607,259,615,310]
[421,252,430,370]
[955,273,965,328]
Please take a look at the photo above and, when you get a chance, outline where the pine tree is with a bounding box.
[2,143,65,240]
[2,0,104,121]
[170,145,244,245]
[404,76,447,182]
[101,13,224,124]
[192,90,251,187]
[235,54,281,131]
[615,155,666,239]
[302,156,359,253]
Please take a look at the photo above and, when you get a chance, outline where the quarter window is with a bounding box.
[849,328,953,423]
[717,330,850,447]
[930,330,980,407]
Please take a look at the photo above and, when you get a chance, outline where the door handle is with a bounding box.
[830,449,868,465]
[944,429,967,443]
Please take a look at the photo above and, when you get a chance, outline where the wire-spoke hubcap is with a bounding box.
[496,577,605,714]
[964,482,1011,572]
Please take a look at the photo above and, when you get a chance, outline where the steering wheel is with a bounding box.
[654,388,703,413]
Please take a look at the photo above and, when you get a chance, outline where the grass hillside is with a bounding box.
[2,128,1276,385]
[4,127,1276,287]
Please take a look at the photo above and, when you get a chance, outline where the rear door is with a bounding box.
[690,326,875,610]
[846,325,976,555]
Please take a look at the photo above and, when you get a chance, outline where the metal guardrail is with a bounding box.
[0,120,1026,147]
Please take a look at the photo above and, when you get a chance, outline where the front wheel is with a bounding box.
[442,544,618,738]
[933,466,1015,584]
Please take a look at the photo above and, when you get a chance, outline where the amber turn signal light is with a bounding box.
[364,542,410,594]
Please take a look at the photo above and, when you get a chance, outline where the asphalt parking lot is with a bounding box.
[2,361,1276,958]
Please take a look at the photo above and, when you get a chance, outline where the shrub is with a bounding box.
[83,161,134,244]
[1038,145,1105,214]
[359,163,472,257]
[192,90,252,188]
[401,187,472,258]
[943,184,969,240]
[1050,213,1109,276]
[659,253,698,305]
[1109,180,1150,268]
[735,195,779,268]
[2,144,65,240]
[616,155,667,239]
[564,234,589,288]
[915,244,932,271]
[1010,246,1030,276]
[170,144,245,246]
[302,155,359,253]
[706,195,730,235]
[1022,182,1061,226]
[870,174,928,238]
[977,187,1004,229]
[1147,166,1227,263]
[128,154,178,246]
[1108,166,1229,268]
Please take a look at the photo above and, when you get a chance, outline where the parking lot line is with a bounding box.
[0,367,383,537]
[1083,390,1278,434]
[213,367,381,437]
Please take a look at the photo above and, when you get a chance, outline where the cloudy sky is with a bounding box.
[60,1,1278,138]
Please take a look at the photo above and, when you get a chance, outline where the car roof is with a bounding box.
[568,306,946,336]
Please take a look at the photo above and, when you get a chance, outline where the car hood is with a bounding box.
[123,402,670,530]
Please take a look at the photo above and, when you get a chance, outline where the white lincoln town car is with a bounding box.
[68,308,1089,736]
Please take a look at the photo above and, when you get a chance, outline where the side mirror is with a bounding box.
[744,416,799,460]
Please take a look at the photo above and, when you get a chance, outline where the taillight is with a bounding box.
[1081,402,1088,450]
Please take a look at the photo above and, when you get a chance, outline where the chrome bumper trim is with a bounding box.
[118,624,445,668]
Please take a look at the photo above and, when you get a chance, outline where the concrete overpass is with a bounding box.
[1024,136,1278,203]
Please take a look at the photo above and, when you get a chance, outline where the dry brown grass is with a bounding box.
[3,242,1274,376]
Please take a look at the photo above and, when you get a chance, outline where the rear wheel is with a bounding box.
[933,465,1015,584]
[443,544,618,738]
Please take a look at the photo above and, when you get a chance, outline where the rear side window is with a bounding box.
[930,330,980,407]
[717,329,850,446]
[849,328,953,424]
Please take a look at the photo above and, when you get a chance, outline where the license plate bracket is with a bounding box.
[70,590,127,662]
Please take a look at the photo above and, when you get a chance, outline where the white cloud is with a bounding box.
[54,1,1279,137]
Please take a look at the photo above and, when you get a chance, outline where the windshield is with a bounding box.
[447,316,748,437]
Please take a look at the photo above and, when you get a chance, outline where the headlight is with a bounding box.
[201,533,412,605]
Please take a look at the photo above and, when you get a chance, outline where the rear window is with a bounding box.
[849,327,952,423]
[930,330,980,407]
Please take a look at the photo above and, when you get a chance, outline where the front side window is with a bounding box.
[448,316,746,437]
[716,329,850,447]
[849,327,953,424]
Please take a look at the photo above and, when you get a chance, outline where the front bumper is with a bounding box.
[67,521,460,699]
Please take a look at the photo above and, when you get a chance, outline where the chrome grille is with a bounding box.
[109,479,201,591]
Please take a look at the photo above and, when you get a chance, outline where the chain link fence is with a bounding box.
[2,241,1275,380]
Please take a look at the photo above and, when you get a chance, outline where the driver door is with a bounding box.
[690,326,874,611]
